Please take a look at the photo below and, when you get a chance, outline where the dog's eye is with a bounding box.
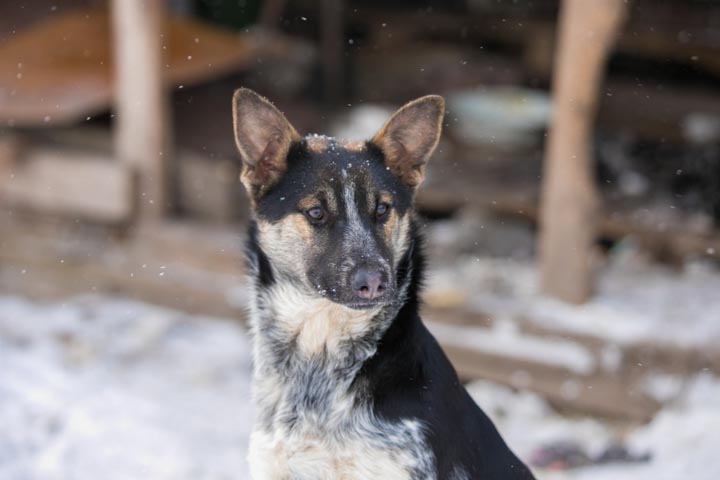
[376,203,390,218]
[306,207,325,222]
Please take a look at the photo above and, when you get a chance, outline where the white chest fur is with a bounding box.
[265,283,382,357]
[248,419,431,480]
[248,286,435,480]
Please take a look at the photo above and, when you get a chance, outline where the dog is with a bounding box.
[232,88,535,480]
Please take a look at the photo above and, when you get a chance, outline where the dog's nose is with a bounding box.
[352,269,386,300]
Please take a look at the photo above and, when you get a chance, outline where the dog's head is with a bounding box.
[233,88,444,310]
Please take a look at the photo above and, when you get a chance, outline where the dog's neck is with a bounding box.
[244,220,423,430]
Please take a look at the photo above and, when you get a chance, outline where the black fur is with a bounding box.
[246,221,275,288]
[359,223,535,479]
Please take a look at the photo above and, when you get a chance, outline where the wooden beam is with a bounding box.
[111,0,171,220]
[0,133,22,172]
[443,343,659,422]
[0,9,311,127]
[538,0,627,304]
[0,148,134,224]
[0,215,246,318]
[493,196,720,265]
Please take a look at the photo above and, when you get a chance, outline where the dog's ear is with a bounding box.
[232,88,301,198]
[371,95,444,188]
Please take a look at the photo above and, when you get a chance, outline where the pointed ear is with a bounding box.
[371,95,444,188]
[232,88,301,197]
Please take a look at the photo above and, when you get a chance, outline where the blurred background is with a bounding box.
[1,0,719,478]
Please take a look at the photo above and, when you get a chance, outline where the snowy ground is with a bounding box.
[2,294,719,479]
[0,296,253,480]
[469,376,720,480]
[426,213,720,350]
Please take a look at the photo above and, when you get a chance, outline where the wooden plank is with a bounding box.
[428,302,720,374]
[492,196,720,263]
[443,344,659,422]
[177,153,242,223]
[4,126,244,225]
[0,133,22,171]
[132,221,246,277]
[0,148,134,223]
[0,214,245,318]
[0,8,310,126]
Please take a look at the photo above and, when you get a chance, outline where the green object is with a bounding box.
[194,0,264,30]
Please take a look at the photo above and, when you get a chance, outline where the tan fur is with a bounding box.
[337,138,366,152]
[379,191,394,205]
[257,216,314,281]
[383,209,399,244]
[288,214,315,244]
[305,136,365,154]
[306,135,331,153]
[374,189,411,269]
[297,193,335,217]
[298,196,320,211]
[390,214,411,268]
[302,189,339,216]
[268,283,381,357]
[372,96,444,188]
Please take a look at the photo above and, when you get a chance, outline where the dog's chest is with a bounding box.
[249,372,432,479]
[248,417,432,480]
[248,289,434,479]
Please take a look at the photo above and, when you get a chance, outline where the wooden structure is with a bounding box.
[0,8,278,127]
[112,0,170,219]
[0,146,133,223]
[538,0,627,304]
[0,6,310,224]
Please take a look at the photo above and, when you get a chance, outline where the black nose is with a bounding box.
[351,269,386,300]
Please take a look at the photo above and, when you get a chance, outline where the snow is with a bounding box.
[426,319,596,374]
[581,374,720,479]
[466,380,617,463]
[469,374,720,480]
[2,294,719,479]
[0,296,254,480]
[532,260,720,348]
[424,231,720,350]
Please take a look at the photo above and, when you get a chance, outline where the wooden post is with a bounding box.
[538,0,627,303]
[111,0,171,221]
